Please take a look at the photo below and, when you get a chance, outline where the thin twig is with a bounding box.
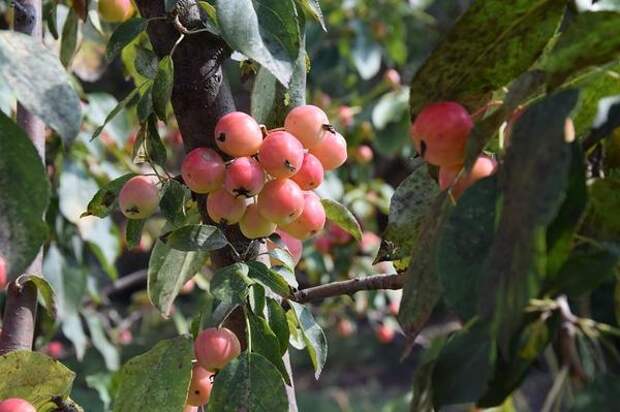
[291,273,405,304]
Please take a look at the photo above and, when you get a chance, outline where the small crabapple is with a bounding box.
[336,319,355,338]
[119,176,159,219]
[384,69,401,89]
[354,145,373,164]
[181,147,226,194]
[239,204,277,239]
[410,102,473,167]
[194,327,241,372]
[376,324,395,344]
[284,104,330,148]
[206,189,247,225]
[291,153,324,190]
[257,179,304,225]
[310,130,348,171]
[337,105,355,128]
[314,235,332,254]
[0,256,7,290]
[438,155,497,200]
[268,230,303,265]
[280,192,326,240]
[360,232,381,255]
[258,131,305,178]
[186,365,214,406]
[224,157,265,197]
[180,278,196,295]
[328,224,352,245]
[98,0,135,23]
[389,300,400,316]
[0,398,36,412]
[215,112,263,157]
[117,329,133,345]
[44,341,64,359]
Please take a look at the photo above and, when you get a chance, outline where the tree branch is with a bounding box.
[291,273,405,304]
[0,0,44,355]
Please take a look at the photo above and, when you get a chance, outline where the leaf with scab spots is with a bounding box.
[113,336,193,412]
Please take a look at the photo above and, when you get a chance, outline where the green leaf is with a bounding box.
[570,374,620,411]
[571,62,620,137]
[409,0,565,114]
[289,301,327,379]
[480,90,579,352]
[216,0,300,86]
[148,239,208,317]
[159,179,190,227]
[479,316,558,408]
[545,244,620,298]
[432,322,495,408]
[321,198,362,241]
[251,66,279,125]
[267,244,295,272]
[0,351,75,409]
[146,114,168,166]
[590,176,620,235]
[17,274,57,320]
[546,143,587,276]
[398,194,451,340]
[271,264,298,289]
[82,173,137,218]
[125,219,145,250]
[137,86,154,122]
[207,352,289,412]
[295,0,326,31]
[211,263,253,305]
[60,8,79,68]
[247,309,290,384]
[113,336,193,412]
[162,224,228,252]
[83,309,120,371]
[0,30,81,141]
[437,176,498,320]
[250,283,266,316]
[246,261,291,298]
[92,86,142,140]
[372,88,410,130]
[43,245,87,321]
[134,45,159,79]
[0,112,50,281]
[45,2,59,39]
[410,338,446,412]
[106,17,147,61]
[351,21,382,80]
[152,56,174,120]
[267,298,290,355]
[376,163,439,263]
[197,1,221,35]
[542,11,620,87]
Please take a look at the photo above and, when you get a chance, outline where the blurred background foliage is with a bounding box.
[1,0,619,411]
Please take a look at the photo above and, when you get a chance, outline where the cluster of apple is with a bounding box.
[185,327,241,409]
[117,105,347,254]
[410,102,497,199]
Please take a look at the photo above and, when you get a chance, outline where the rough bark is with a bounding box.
[0,0,44,355]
